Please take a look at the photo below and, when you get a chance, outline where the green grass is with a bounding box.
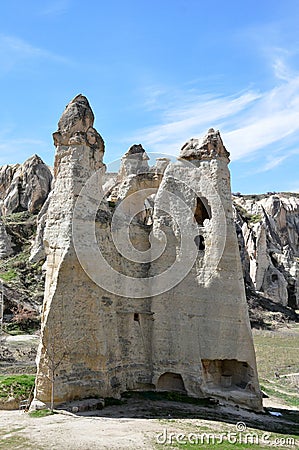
[253,326,299,407]
[3,325,28,335]
[0,269,18,281]
[2,211,34,224]
[250,214,262,223]
[163,443,266,449]
[0,425,44,449]
[156,424,299,449]
[0,435,43,450]
[162,442,296,450]
[0,374,35,400]
[29,409,54,418]
[234,204,262,224]
[261,385,299,408]
[4,320,40,335]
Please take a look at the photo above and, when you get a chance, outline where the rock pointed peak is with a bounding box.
[179,129,230,162]
[23,154,45,166]
[123,144,149,160]
[71,93,90,104]
[119,144,149,177]
[53,94,104,151]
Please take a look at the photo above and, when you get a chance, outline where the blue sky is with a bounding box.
[1,0,299,193]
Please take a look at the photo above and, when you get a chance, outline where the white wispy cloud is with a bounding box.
[0,34,70,73]
[130,90,261,154]
[130,57,299,167]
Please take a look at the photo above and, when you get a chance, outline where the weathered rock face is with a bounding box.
[118,144,150,179]
[180,129,230,161]
[34,98,262,412]
[0,155,52,215]
[147,134,260,409]
[34,94,106,405]
[52,94,104,153]
[0,220,13,259]
[0,164,20,199]
[234,194,299,309]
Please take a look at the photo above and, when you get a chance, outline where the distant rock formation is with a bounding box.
[234,193,299,309]
[0,220,13,259]
[118,144,149,178]
[0,155,52,215]
[180,129,230,161]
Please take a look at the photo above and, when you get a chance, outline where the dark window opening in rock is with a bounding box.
[272,274,278,282]
[194,235,205,251]
[287,283,297,309]
[194,197,211,226]
[157,372,186,392]
[201,359,253,390]
[134,313,140,322]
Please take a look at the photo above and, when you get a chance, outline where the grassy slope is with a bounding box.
[253,324,299,408]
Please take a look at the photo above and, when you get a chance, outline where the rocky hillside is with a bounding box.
[0,155,297,330]
[0,156,52,332]
[234,193,299,307]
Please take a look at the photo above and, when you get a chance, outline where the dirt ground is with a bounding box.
[0,327,298,449]
[1,398,299,450]
[1,409,159,449]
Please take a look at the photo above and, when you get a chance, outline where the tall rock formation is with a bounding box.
[148,130,261,409]
[33,98,262,412]
[234,194,299,309]
[0,155,52,216]
[34,95,105,403]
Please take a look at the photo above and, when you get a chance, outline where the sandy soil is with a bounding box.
[1,399,298,450]
[1,410,161,449]
[1,331,298,449]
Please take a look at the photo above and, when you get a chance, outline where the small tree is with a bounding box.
[41,324,81,412]
[44,330,67,411]
[12,305,39,332]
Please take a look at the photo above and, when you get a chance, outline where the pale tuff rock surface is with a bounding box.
[29,192,53,264]
[234,193,299,308]
[0,164,19,199]
[34,97,262,413]
[52,94,104,153]
[34,94,106,404]
[0,155,52,215]
[118,144,149,178]
[0,153,52,267]
[179,128,230,162]
[0,219,13,258]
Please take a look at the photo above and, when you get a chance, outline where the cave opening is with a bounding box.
[194,197,211,226]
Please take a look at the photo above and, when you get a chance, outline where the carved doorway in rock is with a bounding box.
[194,197,211,226]
[156,372,186,392]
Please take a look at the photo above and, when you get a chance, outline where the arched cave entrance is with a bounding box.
[194,197,211,226]
[156,372,186,392]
